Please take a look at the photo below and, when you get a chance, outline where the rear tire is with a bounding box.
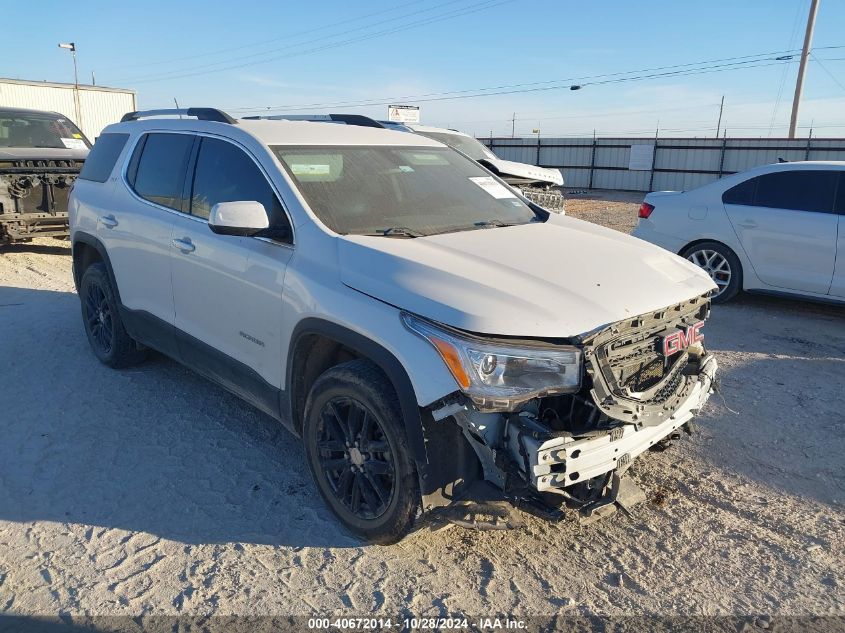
[79,262,147,368]
[302,359,419,544]
[681,241,742,304]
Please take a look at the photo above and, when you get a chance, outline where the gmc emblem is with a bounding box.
[661,322,704,356]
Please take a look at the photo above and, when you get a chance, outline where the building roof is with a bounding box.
[0,77,135,94]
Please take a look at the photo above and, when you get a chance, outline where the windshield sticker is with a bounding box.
[400,152,450,166]
[290,163,331,176]
[398,165,414,172]
[60,137,87,150]
[469,176,517,200]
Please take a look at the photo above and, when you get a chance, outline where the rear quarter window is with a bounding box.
[78,133,129,183]
[722,177,756,205]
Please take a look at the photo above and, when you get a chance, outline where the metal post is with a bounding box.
[648,125,659,192]
[789,0,820,139]
[511,112,516,138]
[71,45,80,123]
[59,42,82,129]
[715,95,725,138]
[805,123,813,160]
[588,130,597,189]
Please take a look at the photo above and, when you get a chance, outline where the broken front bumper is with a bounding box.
[523,355,717,492]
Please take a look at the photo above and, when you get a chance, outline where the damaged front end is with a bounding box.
[0,159,83,243]
[410,294,717,528]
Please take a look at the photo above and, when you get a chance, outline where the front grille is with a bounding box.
[520,187,565,211]
[6,159,85,170]
[583,295,711,425]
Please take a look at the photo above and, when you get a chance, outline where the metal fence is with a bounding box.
[481,136,845,192]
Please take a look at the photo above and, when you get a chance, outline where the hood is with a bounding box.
[0,147,88,161]
[483,157,563,186]
[338,214,716,337]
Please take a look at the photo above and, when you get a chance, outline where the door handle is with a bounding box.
[737,219,758,229]
[172,237,196,253]
[99,214,118,229]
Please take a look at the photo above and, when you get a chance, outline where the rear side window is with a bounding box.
[752,170,837,213]
[190,137,289,238]
[835,173,845,215]
[78,133,129,182]
[722,178,756,205]
[130,133,194,211]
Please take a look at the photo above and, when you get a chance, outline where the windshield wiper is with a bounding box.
[473,219,515,228]
[364,227,424,238]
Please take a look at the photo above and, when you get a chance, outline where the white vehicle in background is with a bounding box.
[244,114,566,211]
[633,161,845,304]
[404,124,566,211]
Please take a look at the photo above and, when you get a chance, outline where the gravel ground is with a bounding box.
[1,194,843,625]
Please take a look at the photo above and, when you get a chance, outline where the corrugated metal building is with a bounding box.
[0,78,136,141]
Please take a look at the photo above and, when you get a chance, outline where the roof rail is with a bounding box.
[241,113,385,129]
[120,107,236,124]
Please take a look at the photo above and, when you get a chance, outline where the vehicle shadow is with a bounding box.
[0,242,72,256]
[694,292,845,506]
[0,285,360,549]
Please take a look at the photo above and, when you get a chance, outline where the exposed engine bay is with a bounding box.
[428,294,717,527]
[0,159,82,243]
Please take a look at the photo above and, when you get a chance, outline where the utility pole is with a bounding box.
[789,0,820,139]
[715,95,725,138]
[511,112,516,138]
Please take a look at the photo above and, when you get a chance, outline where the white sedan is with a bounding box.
[633,161,845,304]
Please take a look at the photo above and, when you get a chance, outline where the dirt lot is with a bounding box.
[1,193,843,624]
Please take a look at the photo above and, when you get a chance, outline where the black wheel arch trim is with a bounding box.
[72,231,122,302]
[287,318,427,463]
[286,318,482,509]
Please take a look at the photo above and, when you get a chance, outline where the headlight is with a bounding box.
[402,313,582,411]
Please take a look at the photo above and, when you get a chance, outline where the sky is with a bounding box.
[3,0,845,138]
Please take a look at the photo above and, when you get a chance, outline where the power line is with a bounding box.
[810,52,845,92]
[230,56,802,113]
[769,0,807,136]
[229,47,807,112]
[117,0,467,80]
[103,0,436,72]
[440,102,723,126]
[117,0,511,84]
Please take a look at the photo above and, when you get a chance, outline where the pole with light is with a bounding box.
[58,42,83,131]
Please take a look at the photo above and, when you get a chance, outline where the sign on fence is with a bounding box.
[628,144,655,171]
[387,105,420,124]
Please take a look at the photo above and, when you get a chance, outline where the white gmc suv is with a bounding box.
[69,108,718,543]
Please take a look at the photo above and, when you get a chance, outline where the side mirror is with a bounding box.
[208,201,269,236]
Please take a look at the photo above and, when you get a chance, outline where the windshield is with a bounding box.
[273,145,538,237]
[0,111,90,149]
[414,130,497,162]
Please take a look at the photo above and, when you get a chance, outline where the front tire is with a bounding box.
[79,262,147,368]
[681,241,742,304]
[302,359,420,544]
